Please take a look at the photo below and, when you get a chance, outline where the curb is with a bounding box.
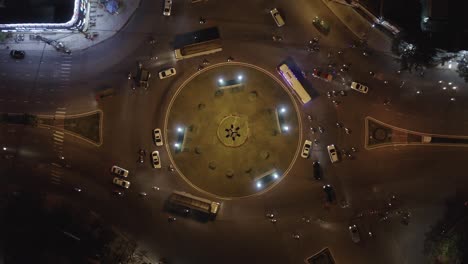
[321,0,396,56]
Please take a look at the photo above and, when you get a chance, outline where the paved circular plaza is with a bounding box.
[165,63,301,198]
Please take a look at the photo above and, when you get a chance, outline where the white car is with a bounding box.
[301,140,312,158]
[153,128,163,146]
[350,82,369,94]
[270,8,285,27]
[151,151,161,168]
[113,177,131,189]
[327,144,339,163]
[163,0,172,16]
[111,165,129,177]
[158,68,176,79]
[349,224,361,243]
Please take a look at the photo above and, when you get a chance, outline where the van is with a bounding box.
[163,0,172,16]
[270,8,285,27]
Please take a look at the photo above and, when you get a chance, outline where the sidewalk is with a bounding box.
[321,0,394,54]
[0,0,141,53]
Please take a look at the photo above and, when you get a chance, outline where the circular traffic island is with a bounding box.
[165,63,301,198]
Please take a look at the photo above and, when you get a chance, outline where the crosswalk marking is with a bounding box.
[51,162,62,168]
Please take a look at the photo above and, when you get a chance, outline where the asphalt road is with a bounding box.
[1,0,468,263]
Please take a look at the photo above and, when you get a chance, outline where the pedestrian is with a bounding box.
[6,46,9,49]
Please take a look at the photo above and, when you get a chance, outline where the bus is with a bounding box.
[277,64,311,104]
[174,39,222,60]
[168,191,221,219]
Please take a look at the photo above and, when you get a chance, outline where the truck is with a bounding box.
[168,191,220,219]
[136,68,151,88]
[174,39,222,60]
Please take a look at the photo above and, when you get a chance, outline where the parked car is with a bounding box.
[153,128,163,146]
[151,151,161,168]
[301,140,312,158]
[350,82,369,93]
[349,224,361,243]
[111,165,129,177]
[10,50,25,59]
[323,184,335,202]
[113,177,131,188]
[158,68,176,79]
[313,161,322,180]
[327,144,339,163]
[313,16,330,34]
[312,68,333,81]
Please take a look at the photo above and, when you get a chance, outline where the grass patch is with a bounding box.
[64,112,101,144]
[367,119,393,146]
[1,113,38,126]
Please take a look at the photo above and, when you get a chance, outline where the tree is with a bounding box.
[424,195,468,264]
[392,33,438,72]
[456,55,468,82]
[0,32,12,42]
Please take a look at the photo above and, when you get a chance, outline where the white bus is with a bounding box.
[168,191,220,219]
[174,39,222,60]
[278,64,311,104]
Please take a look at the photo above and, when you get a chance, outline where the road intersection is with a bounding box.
[1,0,467,263]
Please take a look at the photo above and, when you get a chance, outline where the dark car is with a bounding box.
[313,161,322,180]
[10,50,25,59]
[312,16,331,34]
[323,184,335,202]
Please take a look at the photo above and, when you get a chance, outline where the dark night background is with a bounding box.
[0,0,74,23]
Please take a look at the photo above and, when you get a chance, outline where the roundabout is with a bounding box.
[165,63,303,198]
